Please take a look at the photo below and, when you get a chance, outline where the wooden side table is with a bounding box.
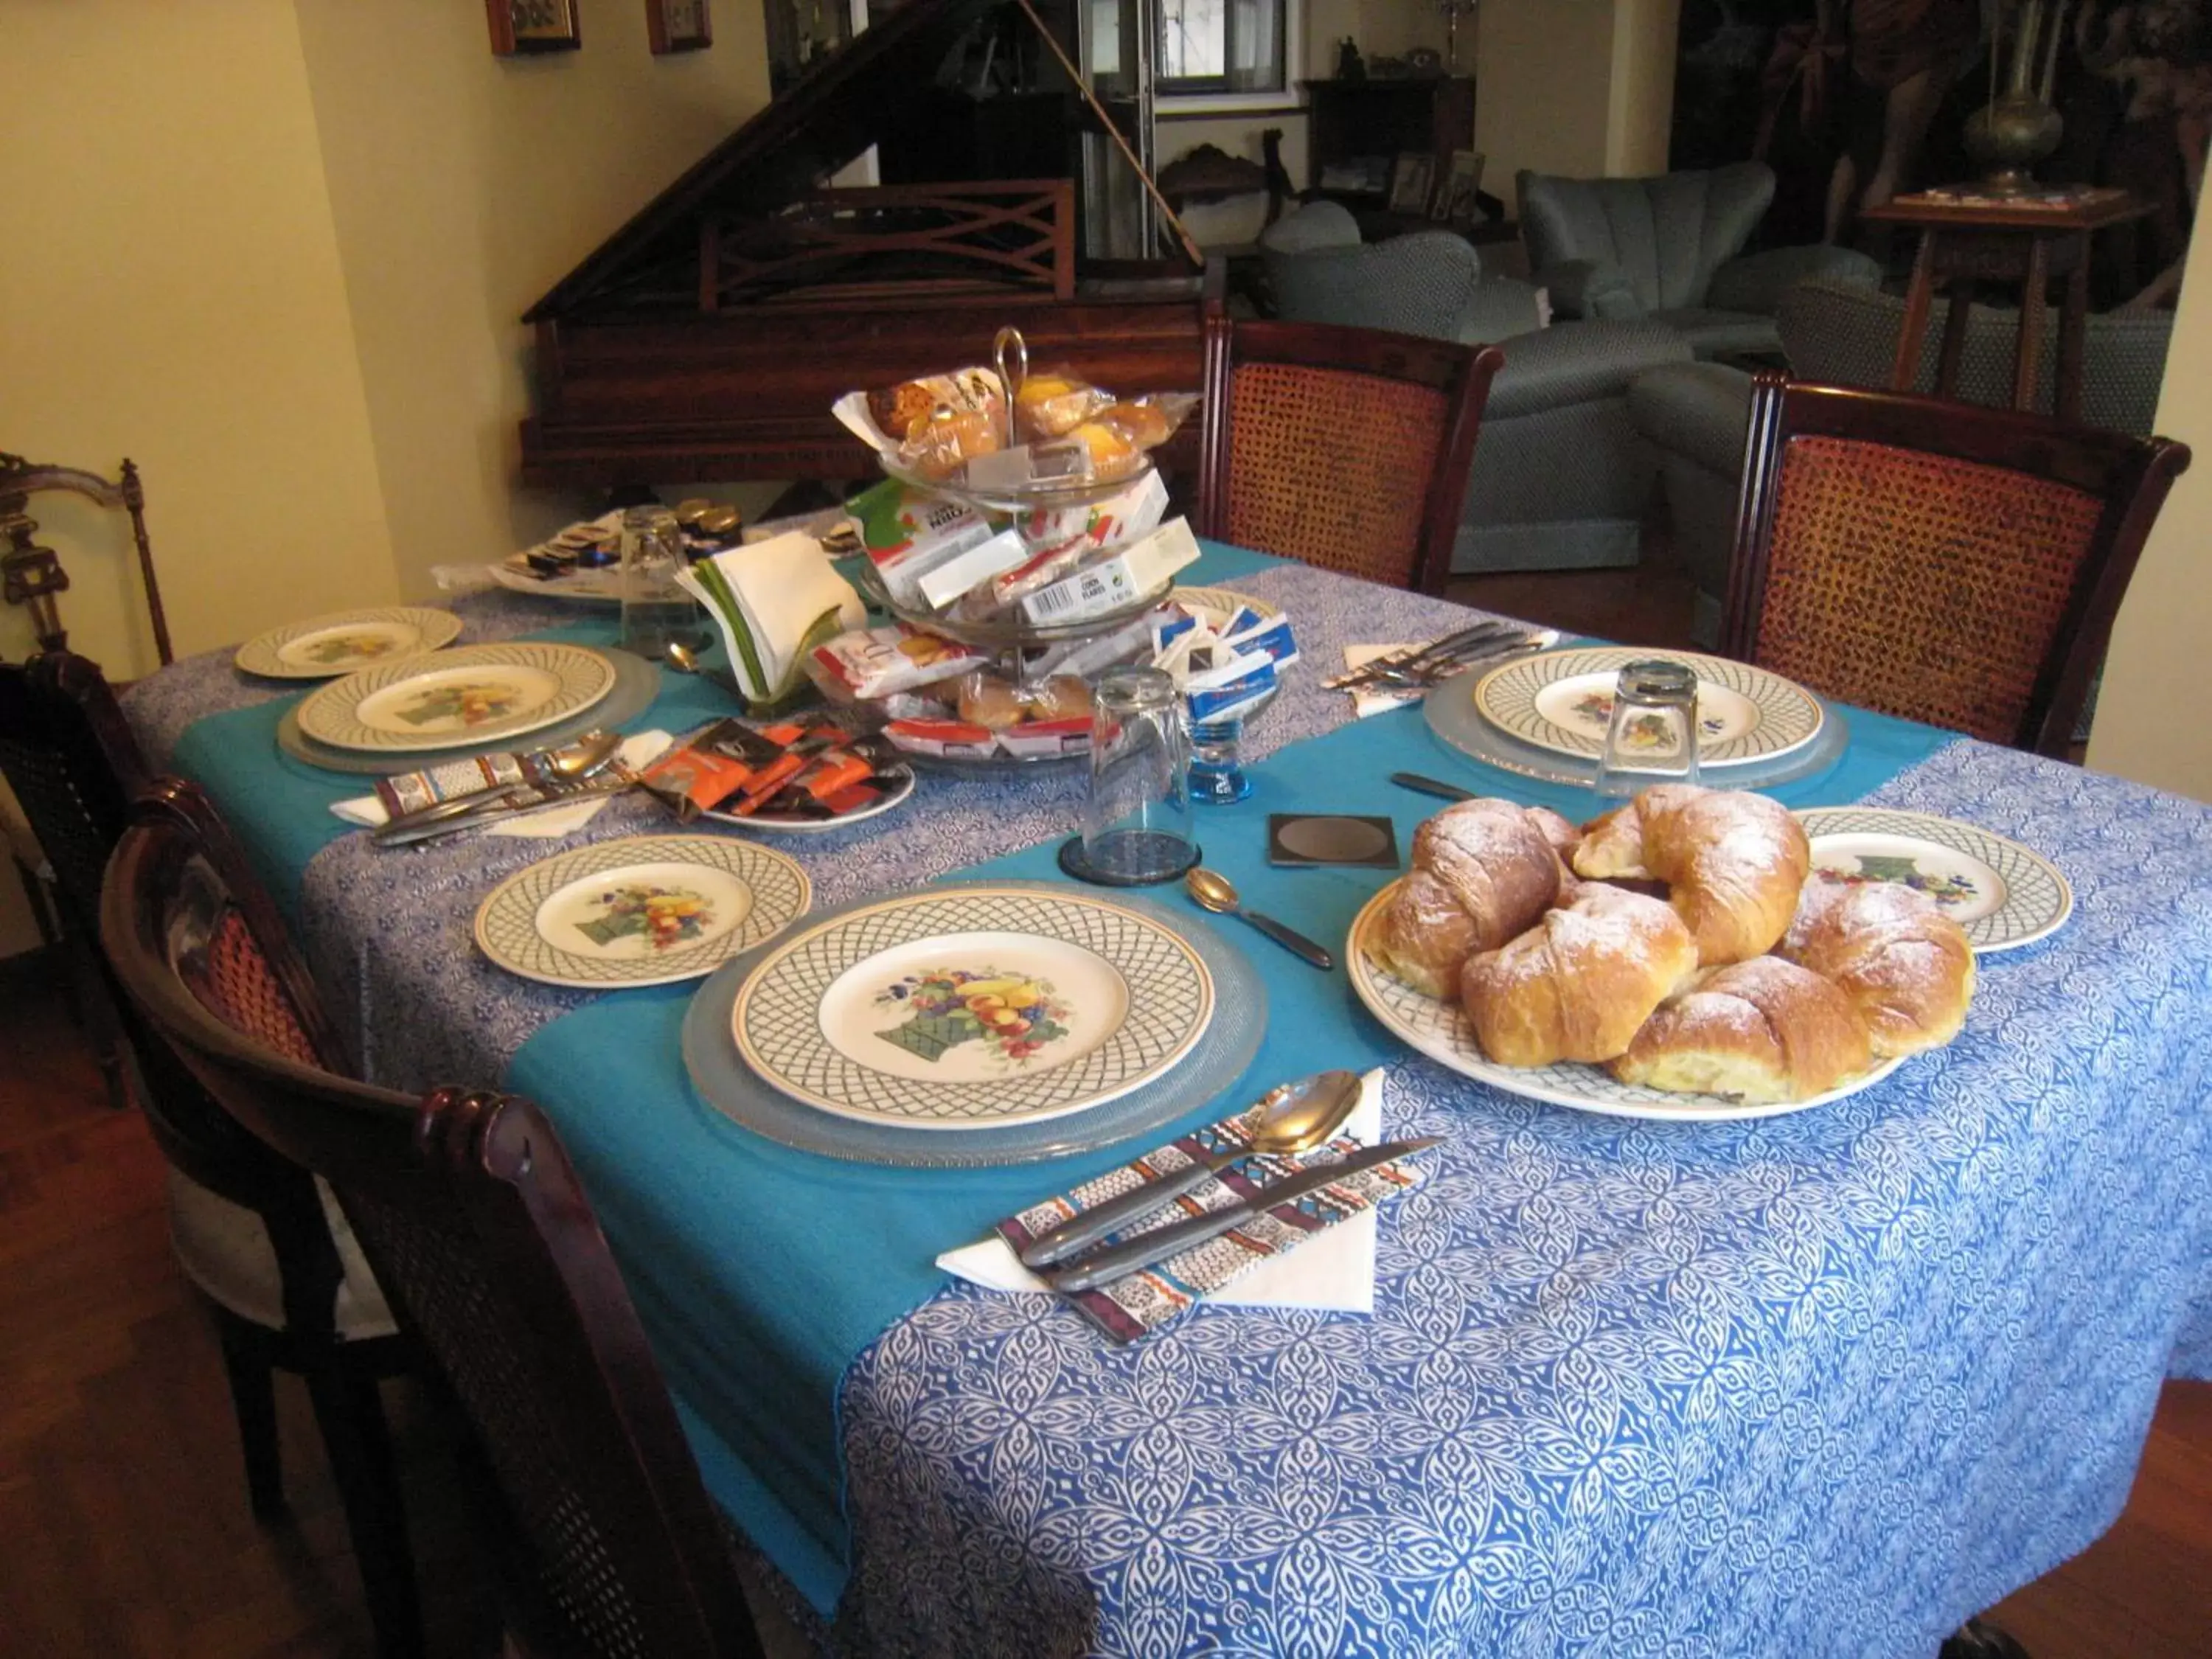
[1860,187,2150,422]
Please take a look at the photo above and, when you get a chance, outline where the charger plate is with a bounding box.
[1346,880,1905,1122]
[1796,807,2072,953]
[1472,647,1825,766]
[473,835,809,990]
[685,880,1267,1166]
[234,607,462,680]
[1427,660,1851,790]
[275,645,658,776]
[298,641,616,753]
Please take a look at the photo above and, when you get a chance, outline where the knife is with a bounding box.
[1389,771,1476,804]
[1321,622,1521,689]
[372,771,633,846]
[1042,1135,1444,1294]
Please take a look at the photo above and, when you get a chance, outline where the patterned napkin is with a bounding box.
[328,731,673,838]
[942,1070,1432,1343]
[1343,643,1427,718]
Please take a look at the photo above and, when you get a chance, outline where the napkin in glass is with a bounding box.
[940,1070,1430,1343]
[328,731,673,838]
[678,531,865,706]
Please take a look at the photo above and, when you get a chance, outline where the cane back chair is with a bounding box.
[1722,375,2190,757]
[1,732,428,1655]
[1194,312,1503,595]
[100,779,768,1659]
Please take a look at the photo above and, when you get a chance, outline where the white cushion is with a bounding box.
[167,1167,398,1340]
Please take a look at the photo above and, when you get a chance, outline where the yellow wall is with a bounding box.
[291,0,775,602]
[2086,223,2212,801]
[1476,0,1619,207]
[1606,0,1682,176]
[0,2,396,678]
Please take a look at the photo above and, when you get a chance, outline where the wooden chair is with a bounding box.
[100,779,769,1659]
[1,452,173,666]
[0,692,427,1658]
[1194,312,1503,595]
[1722,375,2190,757]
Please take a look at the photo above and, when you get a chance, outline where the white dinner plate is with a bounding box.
[731,886,1216,1130]
[1346,880,1905,1123]
[473,835,810,990]
[1796,807,2072,953]
[295,642,616,753]
[234,607,463,680]
[1473,647,1825,767]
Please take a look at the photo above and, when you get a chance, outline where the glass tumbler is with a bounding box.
[618,505,710,660]
[1071,667,1198,886]
[1593,659,1703,799]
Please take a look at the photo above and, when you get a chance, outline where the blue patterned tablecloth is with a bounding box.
[122,555,2212,1658]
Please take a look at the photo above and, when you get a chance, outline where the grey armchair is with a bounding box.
[1259,201,1691,574]
[1517,162,1879,358]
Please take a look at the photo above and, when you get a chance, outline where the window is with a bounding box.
[1156,0,1285,97]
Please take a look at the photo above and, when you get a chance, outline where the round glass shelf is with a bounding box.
[877,452,1161,519]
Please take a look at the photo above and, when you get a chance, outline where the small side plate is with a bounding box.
[234,607,462,680]
[1795,807,2072,953]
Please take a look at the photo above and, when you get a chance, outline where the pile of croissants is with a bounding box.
[1366,784,1976,1103]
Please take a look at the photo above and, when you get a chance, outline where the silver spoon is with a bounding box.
[664,641,701,674]
[1185,866,1335,970]
[1015,1070,1365,1268]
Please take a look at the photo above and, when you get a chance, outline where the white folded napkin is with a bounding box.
[329,731,674,838]
[936,1066,1387,1313]
[678,531,865,704]
[1344,644,1426,719]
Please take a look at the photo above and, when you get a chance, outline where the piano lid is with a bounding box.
[526,0,1197,324]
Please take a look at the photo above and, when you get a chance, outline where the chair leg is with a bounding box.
[1939,1615,2033,1658]
[303,1361,426,1659]
[214,1320,287,1520]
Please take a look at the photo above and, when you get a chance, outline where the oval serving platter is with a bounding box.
[1346,880,1905,1123]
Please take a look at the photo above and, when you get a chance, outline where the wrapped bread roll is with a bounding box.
[1610,956,1872,1103]
[1368,800,1565,998]
[1573,785,1810,967]
[1781,879,1975,1058]
[1461,885,1698,1067]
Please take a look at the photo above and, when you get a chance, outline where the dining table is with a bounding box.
[122,540,2212,1658]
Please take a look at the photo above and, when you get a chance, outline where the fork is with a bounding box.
[1322,622,1526,690]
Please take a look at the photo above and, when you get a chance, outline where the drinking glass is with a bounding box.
[618,505,710,660]
[1593,659,1702,799]
[1067,667,1198,886]
[1187,715,1251,804]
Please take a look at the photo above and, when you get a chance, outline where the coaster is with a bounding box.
[1267,814,1400,869]
[1057,834,1203,888]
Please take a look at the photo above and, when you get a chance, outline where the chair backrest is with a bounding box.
[1722,375,2191,757]
[1775,277,2175,437]
[0,650,150,932]
[1195,312,1503,594]
[1517,161,1774,313]
[1,454,173,667]
[100,779,763,1659]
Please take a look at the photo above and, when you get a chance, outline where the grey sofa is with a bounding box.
[1259,201,1692,574]
[1517,162,1880,358]
[1630,277,2178,643]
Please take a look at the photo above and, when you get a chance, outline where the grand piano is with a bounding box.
[518,0,1216,491]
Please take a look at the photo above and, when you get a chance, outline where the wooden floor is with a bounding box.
[2,563,2204,1654]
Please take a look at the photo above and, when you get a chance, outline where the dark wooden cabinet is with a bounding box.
[1303,77,1475,212]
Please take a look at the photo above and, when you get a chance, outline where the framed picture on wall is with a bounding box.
[487,0,582,56]
[1440,150,1486,223]
[647,0,713,52]
[1388,153,1436,216]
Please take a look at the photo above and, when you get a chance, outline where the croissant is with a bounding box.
[1367,799,1564,998]
[1573,785,1809,966]
[1781,878,1975,1058]
[1610,956,1872,1103]
[1460,884,1698,1067]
